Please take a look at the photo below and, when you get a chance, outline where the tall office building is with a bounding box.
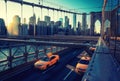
[73,13,77,31]
[21,18,28,36]
[59,18,63,27]
[50,21,54,35]
[29,13,36,36]
[0,18,7,35]
[29,13,36,25]
[45,16,50,25]
[77,21,81,35]
[8,15,21,36]
[37,21,47,35]
[82,13,87,35]
[64,16,69,28]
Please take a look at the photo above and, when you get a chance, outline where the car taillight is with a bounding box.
[78,68,86,72]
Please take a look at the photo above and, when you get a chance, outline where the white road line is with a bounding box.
[42,65,56,74]
[72,50,77,55]
[63,69,74,81]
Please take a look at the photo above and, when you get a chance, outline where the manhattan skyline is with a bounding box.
[0,0,104,34]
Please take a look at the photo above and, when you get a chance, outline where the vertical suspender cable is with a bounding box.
[5,0,8,30]
[32,4,35,36]
[114,0,119,57]
[21,2,23,36]
[48,9,49,16]
[53,9,54,21]
[41,7,43,35]
[52,9,54,35]
[21,2,23,24]
[41,7,42,21]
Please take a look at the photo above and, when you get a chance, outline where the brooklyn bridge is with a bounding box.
[0,0,120,81]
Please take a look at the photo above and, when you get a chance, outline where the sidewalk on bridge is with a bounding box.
[82,37,120,81]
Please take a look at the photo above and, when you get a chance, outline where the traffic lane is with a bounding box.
[33,49,83,81]
[21,49,79,81]
[5,49,82,81]
[49,49,84,81]
[31,49,80,81]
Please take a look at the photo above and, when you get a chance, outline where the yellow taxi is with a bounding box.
[34,53,59,70]
[75,55,91,74]
[89,47,96,53]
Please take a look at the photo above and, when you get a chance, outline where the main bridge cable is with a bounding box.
[41,0,71,11]
[7,0,81,15]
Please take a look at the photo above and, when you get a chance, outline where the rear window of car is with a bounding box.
[42,57,49,61]
[49,56,56,61]
[79,60,89,64]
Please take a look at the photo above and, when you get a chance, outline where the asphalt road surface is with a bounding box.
[5,48,84,81]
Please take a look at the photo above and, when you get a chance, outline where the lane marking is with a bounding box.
[63,69,74,81]
[72,50,77,55]
[42,65,56,74]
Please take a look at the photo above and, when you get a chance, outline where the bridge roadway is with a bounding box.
[3,49,84,81]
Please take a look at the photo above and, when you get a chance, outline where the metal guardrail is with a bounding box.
[0,43,66,72]
[0,36,98,72]
[109,38,120,64]
[0,38,96,48]
[0,35,99,42]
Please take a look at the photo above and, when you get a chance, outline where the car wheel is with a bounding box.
[46,65,49,68]
[56,60,60,64]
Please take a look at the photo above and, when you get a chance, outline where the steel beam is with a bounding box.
[0,38,92,47]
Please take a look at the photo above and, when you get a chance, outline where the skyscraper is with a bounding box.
[29,13,36,36]
[0,18,7,35]
[82,13,87,35]
[21,18,28,36]
[45,16,50,25]
[73,13,77,31]
[8,15,21,36]
[59,18,63,27]
[77,21,81,35]
[64,16,69,28]
[50,21,54,35]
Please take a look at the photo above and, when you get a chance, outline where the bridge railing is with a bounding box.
[0,35,99,43]
[0,36,98,72]
[0,43,66,72]
[109,37,120,64]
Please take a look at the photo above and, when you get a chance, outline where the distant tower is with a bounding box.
[73,13,77,31]
[82,13,87,35]
[44,16,50,25]
[8,15,21,36]
[78,22,81,28]
[29,13,36,36]
[77,21,81,35]
[64,16,69,28]
[29,13,36,24]
[50,21,54,35]
[21,18,28,36]
[0,18,7,35]
[59,18,63,27]
[36,17,41,36]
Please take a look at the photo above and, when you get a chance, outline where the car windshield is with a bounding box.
[79,60,89,65]
[49,56,56,61]
[41,57,49,61]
